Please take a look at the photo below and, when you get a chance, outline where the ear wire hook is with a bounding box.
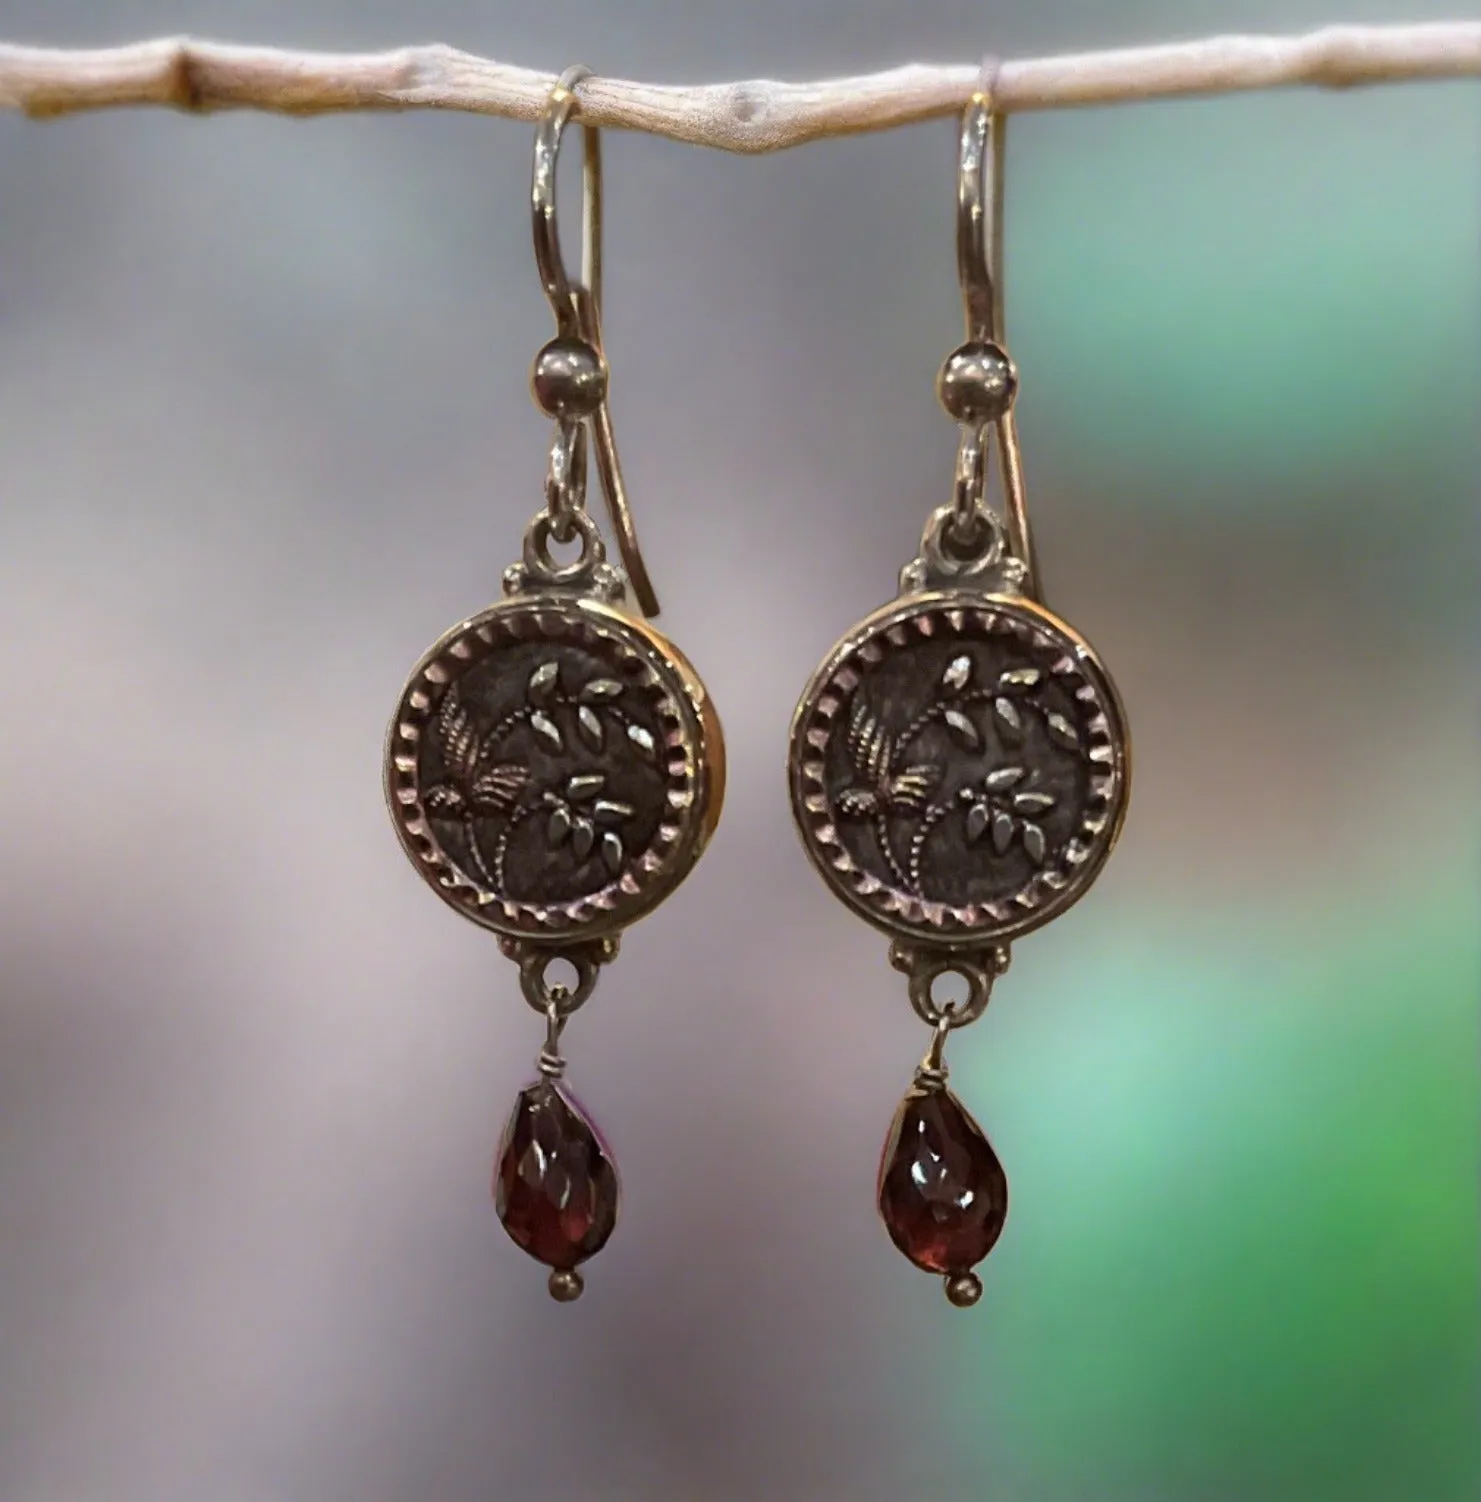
[532,65,660,617]
[952,61,1039,600]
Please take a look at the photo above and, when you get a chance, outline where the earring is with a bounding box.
[787,90,1129,1306]
[385,67,724,1301]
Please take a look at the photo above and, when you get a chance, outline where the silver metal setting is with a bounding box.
[385,67,727,1295]
[384,74,726,1297]
[787,72,1132,1303]
[789,77,1129,962]
[531,64,658,618]
[387,66,723,956]
[789,589,1127,946]
[387,593,721,943]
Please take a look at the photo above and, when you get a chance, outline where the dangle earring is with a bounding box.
[386,68,724,1301]
[787,88,1129,1306]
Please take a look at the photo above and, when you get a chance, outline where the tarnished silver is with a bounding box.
[386,70,725,1134]
[789,589,1127,947]
[892,939,1009,1033]
[944,1272,985,1308]
[787,77,1132,1302]
[530,336,608,421]
[388,593,723,943]
[946,80,1038,595]
[790,76,1129,964]
[547,1269,585,1303]
[505,934,620,1019]
[531,64,658,618]
[936,340,1017,426]
[543,414,587,541]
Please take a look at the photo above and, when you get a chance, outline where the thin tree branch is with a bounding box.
[0,23,1476,152]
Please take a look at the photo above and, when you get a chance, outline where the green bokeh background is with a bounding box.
[950,67,1478,1502]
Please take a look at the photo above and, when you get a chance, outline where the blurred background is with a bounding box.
[0,1,1475,1499]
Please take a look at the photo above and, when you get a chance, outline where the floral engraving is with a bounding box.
[791,595,1127,945]
[419,654,660,905]
[827,640,1091,908]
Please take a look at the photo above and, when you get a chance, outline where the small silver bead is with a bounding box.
[530,338,608,419]
[936,341,1017,424]
[943,1271,983,1308]
[547,1268,585,1302]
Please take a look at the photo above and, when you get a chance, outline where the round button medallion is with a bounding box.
[387,595,723,941]
[789,591,1128,945]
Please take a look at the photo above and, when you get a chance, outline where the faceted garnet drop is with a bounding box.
[878,1084,1008,1282]
[495,1080,619,1292]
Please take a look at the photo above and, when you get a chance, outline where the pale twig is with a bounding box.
[0,23,1476,152]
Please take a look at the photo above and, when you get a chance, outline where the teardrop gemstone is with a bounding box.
[877,1084,1008,1273]
[494,1080,619,1270]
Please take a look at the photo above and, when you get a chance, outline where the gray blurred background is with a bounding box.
[0,3,1476,1500]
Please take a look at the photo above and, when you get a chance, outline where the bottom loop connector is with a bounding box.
[891,940,1009,1030]
[548,1268,585,1303]
[944,1271,984,1309]
[505,935,618,1018]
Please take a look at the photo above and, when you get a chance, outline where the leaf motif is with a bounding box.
[866,722,891,783]
[1014,791,1056,814]
[601,832,624,874]
[965,802,990,844]
[1022,822,1047,865]
[836,788,878,818]
[1046,712,1080,750]
[571,819,595,861]
[567,774,604,801]
[593,800,634,824]
[998,667,1042,691]
[985,766,1025,791]
[888,767,936,813]
[471,766,528,812]
[527,661,559,706]
[994,697,1022,736]
[580,679,624,702]
[991,809,1014,854]
[847,697,874,762]
[436,693,480,781]
[530,711,563,751]
[848,698,891,782]
[423,784,464,815]
[943,708,981,750]
[627,723,657,756]
[942,655,972,692]
[577,705,605,749]
[547,805,572,845]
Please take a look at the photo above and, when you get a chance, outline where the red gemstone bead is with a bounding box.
[877,1084,1007,1274]
[494,1080,619,1270]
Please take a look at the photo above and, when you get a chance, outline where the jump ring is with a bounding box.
[518,949,601,1018]
[523,509,605,585]
[893,942,1009,1030]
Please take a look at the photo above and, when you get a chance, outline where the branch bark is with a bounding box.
[0,23,1477,152]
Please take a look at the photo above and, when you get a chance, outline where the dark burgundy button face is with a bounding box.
[877,1084,1007,1274]
[495,1080,619,1270]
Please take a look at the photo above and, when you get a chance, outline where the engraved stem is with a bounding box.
[486,699,554,751]
[897,688,996,759]
[480,705,534,747]
[908,801,955,895]
[492,803,538,894]
[874,809,909,891]
[462,815,498,889]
